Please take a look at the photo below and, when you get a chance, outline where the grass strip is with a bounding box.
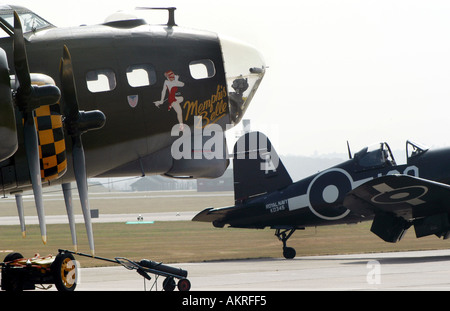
[1,221,450,267]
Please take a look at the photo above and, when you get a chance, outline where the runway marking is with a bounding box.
[125,221,154,224]
[0,192,233,202]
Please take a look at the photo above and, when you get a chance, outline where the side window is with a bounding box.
[86,69,116,93]
[189,59,216,80]
[126,64,157,87]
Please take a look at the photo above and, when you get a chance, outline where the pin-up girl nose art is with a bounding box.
[154,70,185,131]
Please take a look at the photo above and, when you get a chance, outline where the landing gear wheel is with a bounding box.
[177,278,191,291]
[163,276,176,291]
[51,252,77,291]
[283,247,296,259]
[275,228,297,259]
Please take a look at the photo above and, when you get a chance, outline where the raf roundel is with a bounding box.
[307,168,352,220]
[371,183,428,206]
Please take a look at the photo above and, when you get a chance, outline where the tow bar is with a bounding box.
[1,249,190,291]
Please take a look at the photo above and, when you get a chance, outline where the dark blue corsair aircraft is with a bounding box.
[193,131,450,259]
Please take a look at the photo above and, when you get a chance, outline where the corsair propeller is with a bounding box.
[13,12,61,244]
[60,45,106,256]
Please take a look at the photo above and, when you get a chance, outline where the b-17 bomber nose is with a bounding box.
[220,36,265,125]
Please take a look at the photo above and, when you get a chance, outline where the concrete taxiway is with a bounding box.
[0,211,197,226]
[72,249,450,291]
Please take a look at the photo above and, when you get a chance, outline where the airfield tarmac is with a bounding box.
[71,249,450,291]
[0,211,197,225]
[3,191,450,292]
[5,210,450,291]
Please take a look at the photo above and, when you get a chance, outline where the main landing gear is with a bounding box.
[275,228,297,259]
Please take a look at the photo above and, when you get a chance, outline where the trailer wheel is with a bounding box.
[163,276,176,291]
[1,252,24,291]
[3,252,24,263]
[177,278,191,291]
[51,252,77,291]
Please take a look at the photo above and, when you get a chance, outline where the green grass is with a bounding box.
[2,220,450,268]
[2,190,449,268]
[0,190,235,216]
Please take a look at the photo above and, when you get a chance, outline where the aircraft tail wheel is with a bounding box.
[51,252,77,291]
[163,276,176,291]
[283,247,296,259]
[177,278,191,291]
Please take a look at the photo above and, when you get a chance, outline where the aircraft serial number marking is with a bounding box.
[266,200,288,213]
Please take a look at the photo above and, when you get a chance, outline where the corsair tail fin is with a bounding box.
[233,131,292,202]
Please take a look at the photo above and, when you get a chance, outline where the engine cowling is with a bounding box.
[8,73,67,185]
[29,74,67,182]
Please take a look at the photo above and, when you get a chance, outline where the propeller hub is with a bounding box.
[15,84,61,113]
[64,110,106,137]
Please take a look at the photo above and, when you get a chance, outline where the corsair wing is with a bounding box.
[344,174,450,220]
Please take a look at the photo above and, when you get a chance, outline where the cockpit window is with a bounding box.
[0,9,54,37]
[355,142,396,169]
[15,12,51,33]
[406,140,428,159]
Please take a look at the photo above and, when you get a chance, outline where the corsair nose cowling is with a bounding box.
[220,36,265,125]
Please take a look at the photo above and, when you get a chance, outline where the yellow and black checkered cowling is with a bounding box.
[34,104,67,182]
[20,74,68,183]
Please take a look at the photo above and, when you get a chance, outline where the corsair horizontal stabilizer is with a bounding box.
[233,131,292,202]
[192,204,267,229]
[192,206,234,227]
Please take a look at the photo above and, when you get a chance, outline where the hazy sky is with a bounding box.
[14,0,450,158]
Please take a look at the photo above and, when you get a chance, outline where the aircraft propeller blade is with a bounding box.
[14,192,26,238]
[23,117,46,243]
[60,45,106,256]
[13,13,31,95]
[72,137,95,255]
[13,12,60,244]
[60,46,79,121]
[62,183,78,252]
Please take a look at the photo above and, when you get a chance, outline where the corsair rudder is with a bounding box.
[232,131,292,203]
